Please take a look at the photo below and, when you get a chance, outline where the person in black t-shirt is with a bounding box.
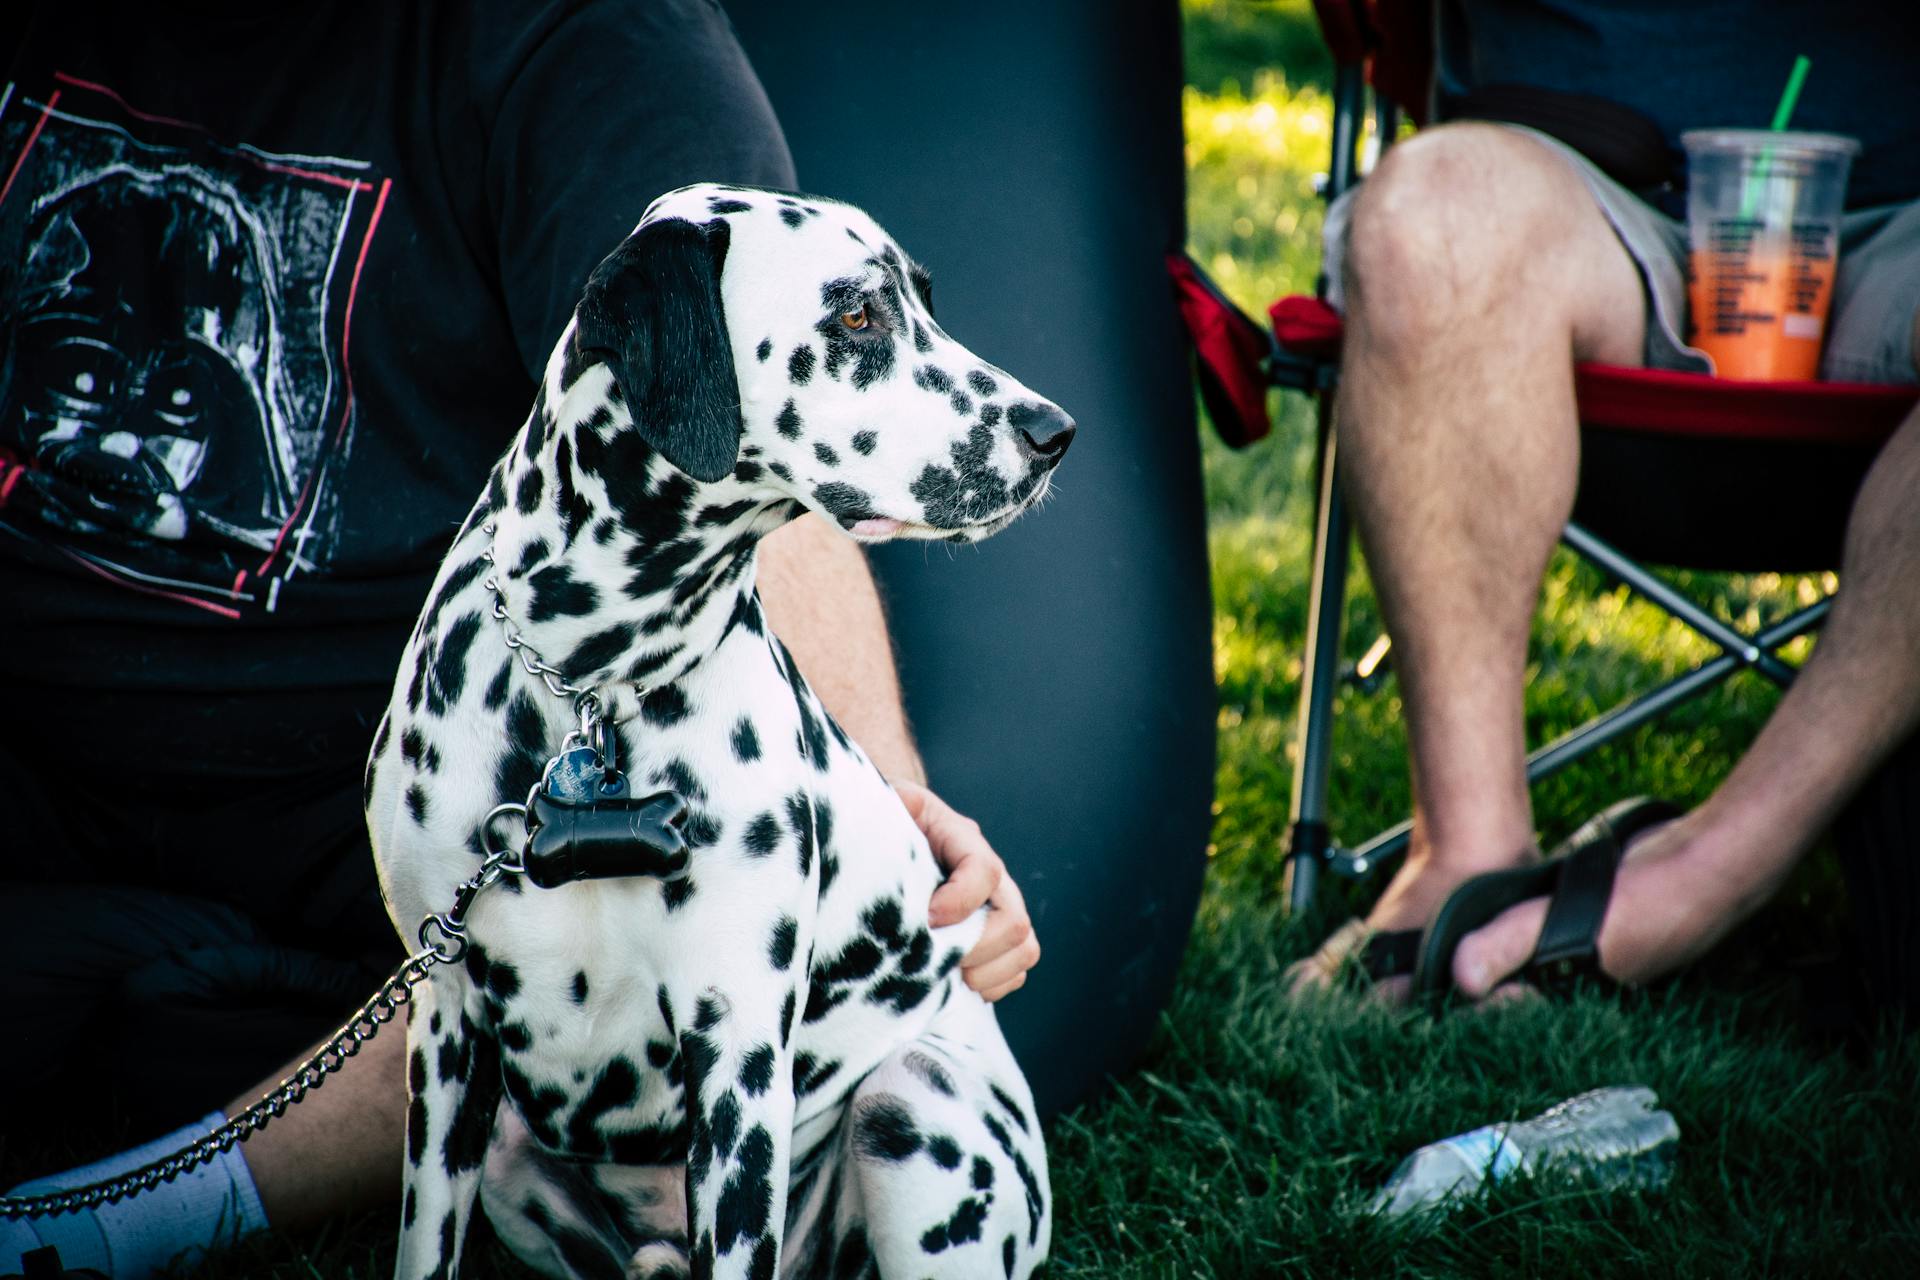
[0,4,1039,1274]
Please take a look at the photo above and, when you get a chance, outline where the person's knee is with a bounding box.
[1342,124,1588,349]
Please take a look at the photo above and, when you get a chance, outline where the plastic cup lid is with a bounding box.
[1681,128,1860,158]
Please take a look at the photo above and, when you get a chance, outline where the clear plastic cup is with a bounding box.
[1682,129,1858,381]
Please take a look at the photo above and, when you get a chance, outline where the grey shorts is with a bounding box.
[1324,124,1920,385]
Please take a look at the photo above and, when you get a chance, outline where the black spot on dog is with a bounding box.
[749,1234,776,1280]
[511,537,550,578]
[863,897,906,950]
[711,1092,741,1160]
[776,400,804,439]
[779,989,797,1047]
[785,789,819,873]
[695,993,726,1032]
[901,928,933,975]
[867,974,932,1013]
[983,1112,1045,1245]
[571,971,590,1005]
[563,621,635,679]
[426,1210,458,1280]
[910,424,1012,526]
[592,517,617,545]
[756,337,772,362]
[663,875,697,911]
[400,727,426,766]
[483,660,512,711]
[973,1155,997,1190]
[403,1186,416,1229]
[813,441,840,467]
[812,481,879,525]
[769,914,798,969]
[921,1196,990,1254]
[913,321,934,353]
[950,391,974,416]
[640,683,691,727]
[495,690,546,805]
[927,1134,962,1169]
[739,1043,776,1096]
[991,1082,1032,1133]
[1004,1234,1018,1277]
[426,612,483,715]
[850,430,877,456]
[795,1053,842,1097]
[779,206,805,228]
[855,1097,922,1161]
[566,1057,640,1154]
[769,461,793,483]
[981,402,1003,426]
[731,717,762,762]
[697,498,756,527]
[716,1126,775,1253]
[968,370,1000,396]
[914,365,955,394]
[499,1021,532,1053]
[502,1060,567,1149]
[405,783,430,826]
[709,197,753,213]
[526,563,599,621]
[905,1050,957,1097]
[423,554,489,637]
[788,345,816,385]
[406,1048,429,1164]
[441,1027,501,1175]
[515,466,544,514]
[743,811,782,856]
[733,458,764,483]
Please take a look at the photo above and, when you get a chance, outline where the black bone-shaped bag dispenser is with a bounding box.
[521,743,690,889]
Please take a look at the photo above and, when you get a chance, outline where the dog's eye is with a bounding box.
[840,306,869,331]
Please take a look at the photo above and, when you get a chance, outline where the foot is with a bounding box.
[1287,839,1538,998]
[1451,813,1746,999]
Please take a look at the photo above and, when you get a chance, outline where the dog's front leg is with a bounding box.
[394,969,503,1280]
[680,991,797,1280]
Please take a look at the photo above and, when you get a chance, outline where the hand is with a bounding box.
[893,779,1040,1001]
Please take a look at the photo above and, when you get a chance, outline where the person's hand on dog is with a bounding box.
[894,779,1040,1002]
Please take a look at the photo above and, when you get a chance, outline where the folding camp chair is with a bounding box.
[1182,0,1920,915]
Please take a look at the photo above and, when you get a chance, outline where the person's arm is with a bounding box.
[758,516,1039,1001]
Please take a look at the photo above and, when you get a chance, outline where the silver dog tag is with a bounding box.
[541,744,626,804]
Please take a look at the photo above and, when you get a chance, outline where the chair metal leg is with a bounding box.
[1283,405,1351,915]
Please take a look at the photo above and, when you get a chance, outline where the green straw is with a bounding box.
[1770,55,1811,131]
[1739,55,1812,218]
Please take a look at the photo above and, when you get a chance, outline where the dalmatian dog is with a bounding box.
[365,184,1071,1280]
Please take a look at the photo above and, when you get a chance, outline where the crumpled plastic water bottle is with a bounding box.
[1370,1085,1680,1218]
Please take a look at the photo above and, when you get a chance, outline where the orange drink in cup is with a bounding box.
[1682,129,1857,381]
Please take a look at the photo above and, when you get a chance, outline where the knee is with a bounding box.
[1342,124,1572,342]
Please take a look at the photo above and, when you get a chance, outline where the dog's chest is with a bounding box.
[427,620,978,1158]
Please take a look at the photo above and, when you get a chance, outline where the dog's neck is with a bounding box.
[481,367,796,714]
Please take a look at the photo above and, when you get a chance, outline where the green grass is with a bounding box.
[28,6,1920,1276]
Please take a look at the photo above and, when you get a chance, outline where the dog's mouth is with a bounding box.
[838,470,1056,545]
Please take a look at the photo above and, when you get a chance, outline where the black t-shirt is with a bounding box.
[0,0,794,778]
[1439,1,1920,209]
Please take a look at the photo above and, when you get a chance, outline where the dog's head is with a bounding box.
[569,184,1073,543]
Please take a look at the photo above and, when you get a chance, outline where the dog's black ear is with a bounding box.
[572,217,740,483]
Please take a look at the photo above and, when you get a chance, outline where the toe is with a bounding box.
[1452,896,1549,998]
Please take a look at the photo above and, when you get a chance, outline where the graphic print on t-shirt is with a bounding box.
[0,73,390,618]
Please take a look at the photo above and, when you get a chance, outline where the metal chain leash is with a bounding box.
[0,839,527,1220]
[2,524,617,1220]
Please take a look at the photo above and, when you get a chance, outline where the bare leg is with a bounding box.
[1329,125,1647,953]
[1457,381,1920,994]
[759,513,927,784]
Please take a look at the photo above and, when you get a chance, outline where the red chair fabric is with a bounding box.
[1269,292,1918,447]
[1310,0,1435,126]
[1169,252,1273,447]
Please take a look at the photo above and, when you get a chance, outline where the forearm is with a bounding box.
[757,514,926,784]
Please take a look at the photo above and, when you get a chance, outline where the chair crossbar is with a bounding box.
[1316,537,1832,880]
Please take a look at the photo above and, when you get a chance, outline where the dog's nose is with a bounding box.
[1009,402,1076,462]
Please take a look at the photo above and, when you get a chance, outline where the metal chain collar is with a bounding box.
[0,524,628,1220]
